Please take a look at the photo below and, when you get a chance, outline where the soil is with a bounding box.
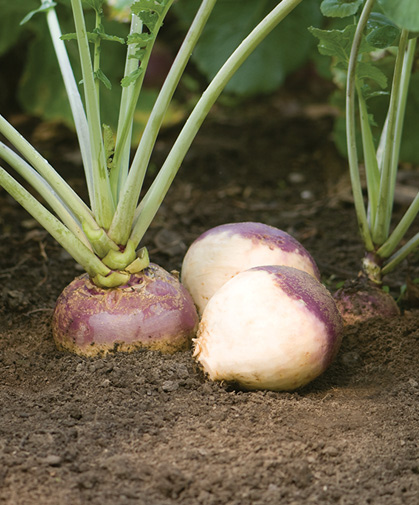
[0,77,418,505]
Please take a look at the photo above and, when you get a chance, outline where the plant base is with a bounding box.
[333,277,400,326]
[52,263,199,357]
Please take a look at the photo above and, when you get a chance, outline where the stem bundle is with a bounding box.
[0,0,303,287]
[345,0,418,281]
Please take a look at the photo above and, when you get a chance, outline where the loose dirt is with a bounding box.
[1,81,418,504]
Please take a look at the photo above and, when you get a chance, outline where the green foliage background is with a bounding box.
[0,0,321,133]
[312,0,419,164]
[1,0,419,163]
[173,0,322,96]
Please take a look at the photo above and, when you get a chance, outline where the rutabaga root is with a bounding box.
[182,222,320,315]
[52,263,199,357]
[194,265,343,391]
[333,277,400,326]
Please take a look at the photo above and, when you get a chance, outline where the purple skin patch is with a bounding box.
[333,281,400,325]
[251,265,343,368]
[52,263,199,356]
[193,222,320,280]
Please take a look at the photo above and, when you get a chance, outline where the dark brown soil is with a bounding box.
[1,84,418,505]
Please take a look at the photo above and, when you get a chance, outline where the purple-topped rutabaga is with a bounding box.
[182,222,320,314]
[52,264,199,357]
[256,265,342,356]
[194,222,317,256]
[194,265,342,391]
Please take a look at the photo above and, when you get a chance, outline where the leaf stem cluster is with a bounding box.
[315,0,419,283]
[0,0,303,287]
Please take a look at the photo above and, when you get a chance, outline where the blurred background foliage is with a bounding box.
[315,0,419,164]
[0,0,321,135]
[0,0,418,162]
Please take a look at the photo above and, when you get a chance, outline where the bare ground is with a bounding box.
[0,83,418,505]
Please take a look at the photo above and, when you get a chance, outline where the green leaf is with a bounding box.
[127,32,154,46]
[377,0,419,31]
[125,32,153,61]
[7,6,179,146]
[130,0,170,31]
[356,61,388,89]
[366,13,400,49]
[310,24,376,64]
[331,63,419,164]
[361,84,389,102]
[135,10,159,32]
[61,28,125,44]
[99,32,126,43]
[60,32,78,41]
[95,68,112,89]
[309,25,355,61]
[20,1,57,26]
[311,24,389,97]
[320,0,363,18]
[174,0,322,96]
[131,0,167,15]
[62,30,100,43]
[128,48,147,60]
[121,66,144,86]
[18,14,128,129]
[83,0,105,12]
[93,24,126,43]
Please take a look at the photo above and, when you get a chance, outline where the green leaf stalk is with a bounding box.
[0,0,303,288]
[315,0,419,285]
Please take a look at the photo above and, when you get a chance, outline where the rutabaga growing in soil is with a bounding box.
[194,265,343,391]
[312,0,419,324]
[0,0,304,355]
[182,221,320,314]
[52,264,199,356]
